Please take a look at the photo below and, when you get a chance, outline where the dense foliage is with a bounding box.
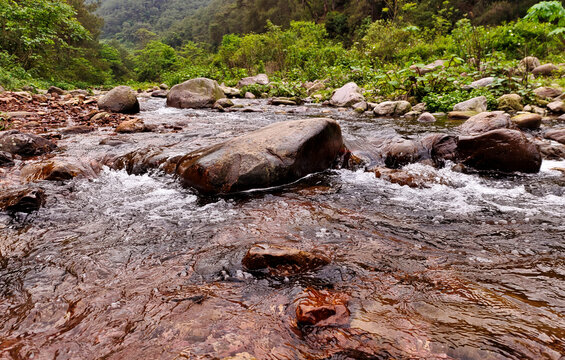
[0,0,564,114]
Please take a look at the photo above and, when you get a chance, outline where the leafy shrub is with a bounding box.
[422,88,497,113]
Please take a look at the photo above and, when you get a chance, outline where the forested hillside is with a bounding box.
[96,0,211,45]
[98,0,562,47]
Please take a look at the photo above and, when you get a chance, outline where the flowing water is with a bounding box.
[0,98,564,359]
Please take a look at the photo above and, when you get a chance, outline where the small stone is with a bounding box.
[116,118,149,133]
[296,288,349,327]
[547,100,565,113]
[511,113,542,130]
[417,112,436,123]
[242,244,330,276]
[244,92,256,99]
[453,96,487,113]
[497,94,523,112]
[47,86,65,95]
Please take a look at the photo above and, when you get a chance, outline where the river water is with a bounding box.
[1,98,564,359]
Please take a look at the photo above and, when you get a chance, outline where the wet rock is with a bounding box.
[244,92,256,99]
[0,187,45,213]
[115,118,149,133]
[497,94,523,112]
[457,129,542,173]
[448,111,478,120]
[535,139,565,160]
[383,138,422,168]
[296,288,350,327]
[99,136,132,147]
[519,56,540,72]
[151,90,168,98]
[174,118,343,194]
[47,86,65,95]
[220,85,241,98]
[90,111,110,122]
[453,96,487,113]
[113,147,169,175]
[417,112,436,123]
[59,125,94,135]
[215,98,234,108]
[511,113,542,130]
[0,151,14,167]
[98,86,140,114]
[468,77,494,89]
[21,159,100,182]
[352,101,368,113]
[544,129,565,144]
[421,133,458,166]
[532,64,558,76]
[242,244,330,276]
[373,101,412,116]
[374,167,451,188]
[547,100,565,113]
[459,111,511,135]
[167,78,224,109]
[534,86,562,99]
[0,130,57,157]
[222,353,257,360]
[270,97,300,106]
[237,74,269,88]
[330,82,364,108]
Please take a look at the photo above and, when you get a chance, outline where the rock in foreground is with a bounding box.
[0,130,57,157]
[458,129,542,173]
[242,244,330,276]
[166,78,224,109]
[0,187,45,213]
[174,118,344,194]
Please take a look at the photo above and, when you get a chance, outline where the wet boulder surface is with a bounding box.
[0,130,57,157]
[173,118,344,194]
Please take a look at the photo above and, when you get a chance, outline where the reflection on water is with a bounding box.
[0,98,564,359]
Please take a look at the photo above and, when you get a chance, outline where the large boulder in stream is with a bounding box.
[0,130,57,157]
[459,111,511,135]
[98,86,140,114]
[457,129,541,173]
[167,78,224,109]
[174,118,344,194]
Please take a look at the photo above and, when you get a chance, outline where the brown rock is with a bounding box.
[0,151,14,167]
[544,129,565,144]
[116,118,149,133]
[417,112,436,123]
[174,118,343,194]
[21,160,100,182]
[47,86,65,95]
[236,74,269,88]
[296,288,350,327]
[457,129,542,173]
[511,113,542,130]
[242,244,330,276]
[534,87,563,99]
[59,125,94,135]
[0,187,45,213]
[448,111,478,120]
[150,90,168,98]
[532,64,558,76]
[0,130,57,157]
[547,100,565,113]
[459,111,511,135]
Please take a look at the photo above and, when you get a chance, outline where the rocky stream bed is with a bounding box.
[0,85,564,359]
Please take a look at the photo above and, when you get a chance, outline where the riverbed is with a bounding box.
[1,98,564,359]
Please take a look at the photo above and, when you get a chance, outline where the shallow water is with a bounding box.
[0,98,564,359]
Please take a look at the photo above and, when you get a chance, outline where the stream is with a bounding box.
[0,98,564,359]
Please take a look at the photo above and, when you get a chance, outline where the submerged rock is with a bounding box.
[0,187,45,213]
[21,159,100,182]
[296,288,350,327]
[417,112,436,123]
[0,130,57,157]
[174,118,344,194]
[330,82,364,108]
[242,244,330,276]
[167,78,224,109]
[457,129,541,173]
[98,86,140,114]
[116,118,150,133]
